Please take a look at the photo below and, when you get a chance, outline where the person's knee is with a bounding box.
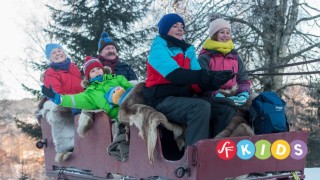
[194,100,211,113]
[191,100,211,123]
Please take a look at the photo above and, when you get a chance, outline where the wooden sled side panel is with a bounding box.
[40,112,308,180]
[190,131,308,180]
[40,112,190,179]
[40,112,113,178]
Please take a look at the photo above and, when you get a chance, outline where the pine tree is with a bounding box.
[15,117,42,139]
[44,0,154,77]
[19,0,156,140]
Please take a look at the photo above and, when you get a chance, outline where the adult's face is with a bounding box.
[50,48,66,63]
[167,22,184,40]
[100,45,117,60]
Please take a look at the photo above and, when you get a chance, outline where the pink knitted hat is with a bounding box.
[208,18,231,38]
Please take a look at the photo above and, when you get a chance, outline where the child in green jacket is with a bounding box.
[41,56,133,120]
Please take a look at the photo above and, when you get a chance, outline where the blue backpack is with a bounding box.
[249,92,289,135]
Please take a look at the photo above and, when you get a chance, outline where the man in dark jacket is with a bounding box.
[97,32,137,81]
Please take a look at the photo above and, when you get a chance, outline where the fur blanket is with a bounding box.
[214,114,254,139]
[118,82,184,164]
[40,100,74,162]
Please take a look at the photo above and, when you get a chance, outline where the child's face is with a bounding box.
[216,28,231,42]
[168,22,184,40]
[100,45,117,60]
[89,67,104,79]
[50,48,66,63]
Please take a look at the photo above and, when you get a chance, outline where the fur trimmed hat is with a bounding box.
[83,56,104,80]
[208,13,231,39]
[158,13,185,35]
[45,43,63,60]
[98,32,118,53]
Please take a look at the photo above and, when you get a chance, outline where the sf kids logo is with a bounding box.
[216,140,236,160]
[215,139,307,161]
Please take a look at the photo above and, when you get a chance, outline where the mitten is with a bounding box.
[215,93,225,98]
[234,92,249,106]
[234,96,247,106]
[41,85,61,105]
[228,96,239,101]
[208,70,234,86]
[237,92,249,99]
[199,70,234,91]
[104,87,126,108]
[118,87,132,106]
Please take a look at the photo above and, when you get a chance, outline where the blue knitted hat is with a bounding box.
[158,13,185,35]
[45,43,63,60]
[98,32,118,53]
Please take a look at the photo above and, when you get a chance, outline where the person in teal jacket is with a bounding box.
[143,13,235,146]
[41,56,133,120]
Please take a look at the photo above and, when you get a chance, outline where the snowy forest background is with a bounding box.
[0,0,320,179]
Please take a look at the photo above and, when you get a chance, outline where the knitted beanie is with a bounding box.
[208,18,231,39]
[83,56,104,79]
[98,32,118,53]
[158,13,185,35]
[45,43,63,60]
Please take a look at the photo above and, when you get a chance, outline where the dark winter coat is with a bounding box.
[98,56,137,81]
[114,61,138,81]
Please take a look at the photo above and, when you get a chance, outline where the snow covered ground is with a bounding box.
[304,168,320,180]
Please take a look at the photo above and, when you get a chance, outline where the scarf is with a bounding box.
[203,39,234,55]
[98,55,119,73]
[89,75,103,83]
[49,58,71,71]
[160,35,191,52]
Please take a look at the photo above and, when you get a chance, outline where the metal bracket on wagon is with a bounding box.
[36,139,47,149]
[174,166,190,178]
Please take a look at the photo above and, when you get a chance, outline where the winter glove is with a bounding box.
[228,96,239,101]
[215,93,225,98]
[234,92,249,106]
[208,70,235,85]
[228,92,249,106]
[199,70,235,91]
[41,85,61,105]
[105,87,132,108]
[118,87,132,105]
[234,96,247,106]
[237,92,249,99]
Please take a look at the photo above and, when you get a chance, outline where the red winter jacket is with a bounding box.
[43,63,84,94]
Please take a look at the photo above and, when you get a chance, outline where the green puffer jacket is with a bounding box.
[60,74,133,119]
